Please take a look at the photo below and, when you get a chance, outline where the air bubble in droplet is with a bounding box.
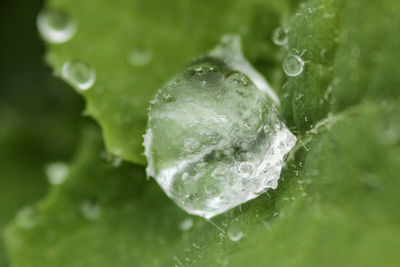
[80,199,101,221]
[62,61,96,90]
[272,27,288,46]
[227,225,244,242]
[37,9,76,44]
[45,162,69,185]
[282,55,304,77]
[127,47,152,67]
[179,218,194,231]
[238,162,252,178]
[16,206,39,229]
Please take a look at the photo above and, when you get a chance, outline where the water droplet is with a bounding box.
[45,162,69,185]
[62,61,96,90]
[179,218,194,231]
[127,47,152,67]
[272,27,288,46]
[144,34,296,219]
[16,206,39,229]
[227,224,244,242]
[80,199,101,221]
[37,9,76,44]
[282,55,304,77]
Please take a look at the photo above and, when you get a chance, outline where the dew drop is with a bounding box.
[127,47,152,67]
[144,34,296,219]
[80,199,101,221]
[282,55,304,77]
[37,9,76,44]
[45,162,69,185]
[227,224,244,242]
[179,217,194,231]
[62,61,96,90]
[16,206,39,229]
[272,27,288,46]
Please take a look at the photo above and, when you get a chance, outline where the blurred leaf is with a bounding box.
[0,0,85,264]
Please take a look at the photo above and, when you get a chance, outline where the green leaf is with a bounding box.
[4,101,400,266]
[4,0,400,266]
[43,0,292,164]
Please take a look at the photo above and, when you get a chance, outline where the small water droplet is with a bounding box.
[127,47,152,67]
[16,206,39,229]
[45,162,69,185]
[272,27,288,46]
[194,66,202,72]
[282,55,304,77]
[179,217,194,231]
[80,199,101,221]
[227,224,244,242]
[62,61,96,90]
[37,9,76,44]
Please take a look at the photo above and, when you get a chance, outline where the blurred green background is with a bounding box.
[0,0,85,265]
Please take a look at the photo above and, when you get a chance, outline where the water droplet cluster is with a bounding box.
[143,35,296,219]
[37,9,96,90]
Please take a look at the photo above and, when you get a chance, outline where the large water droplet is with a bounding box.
[62,61,96,90]
[143,34,297,219]
[127,47,152,67]
[37,9,76,44]
[45,162,69,185]
[16,206,39,229]
[80,199,101,221]
[272,27,288,46]
[282,55,304,77]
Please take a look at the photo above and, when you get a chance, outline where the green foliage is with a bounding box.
[1,0,400,266]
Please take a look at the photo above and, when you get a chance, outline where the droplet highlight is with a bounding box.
[37,9,76,44]
[45,162,69,185]
[62,61,96,90]
[282,55,304,77]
